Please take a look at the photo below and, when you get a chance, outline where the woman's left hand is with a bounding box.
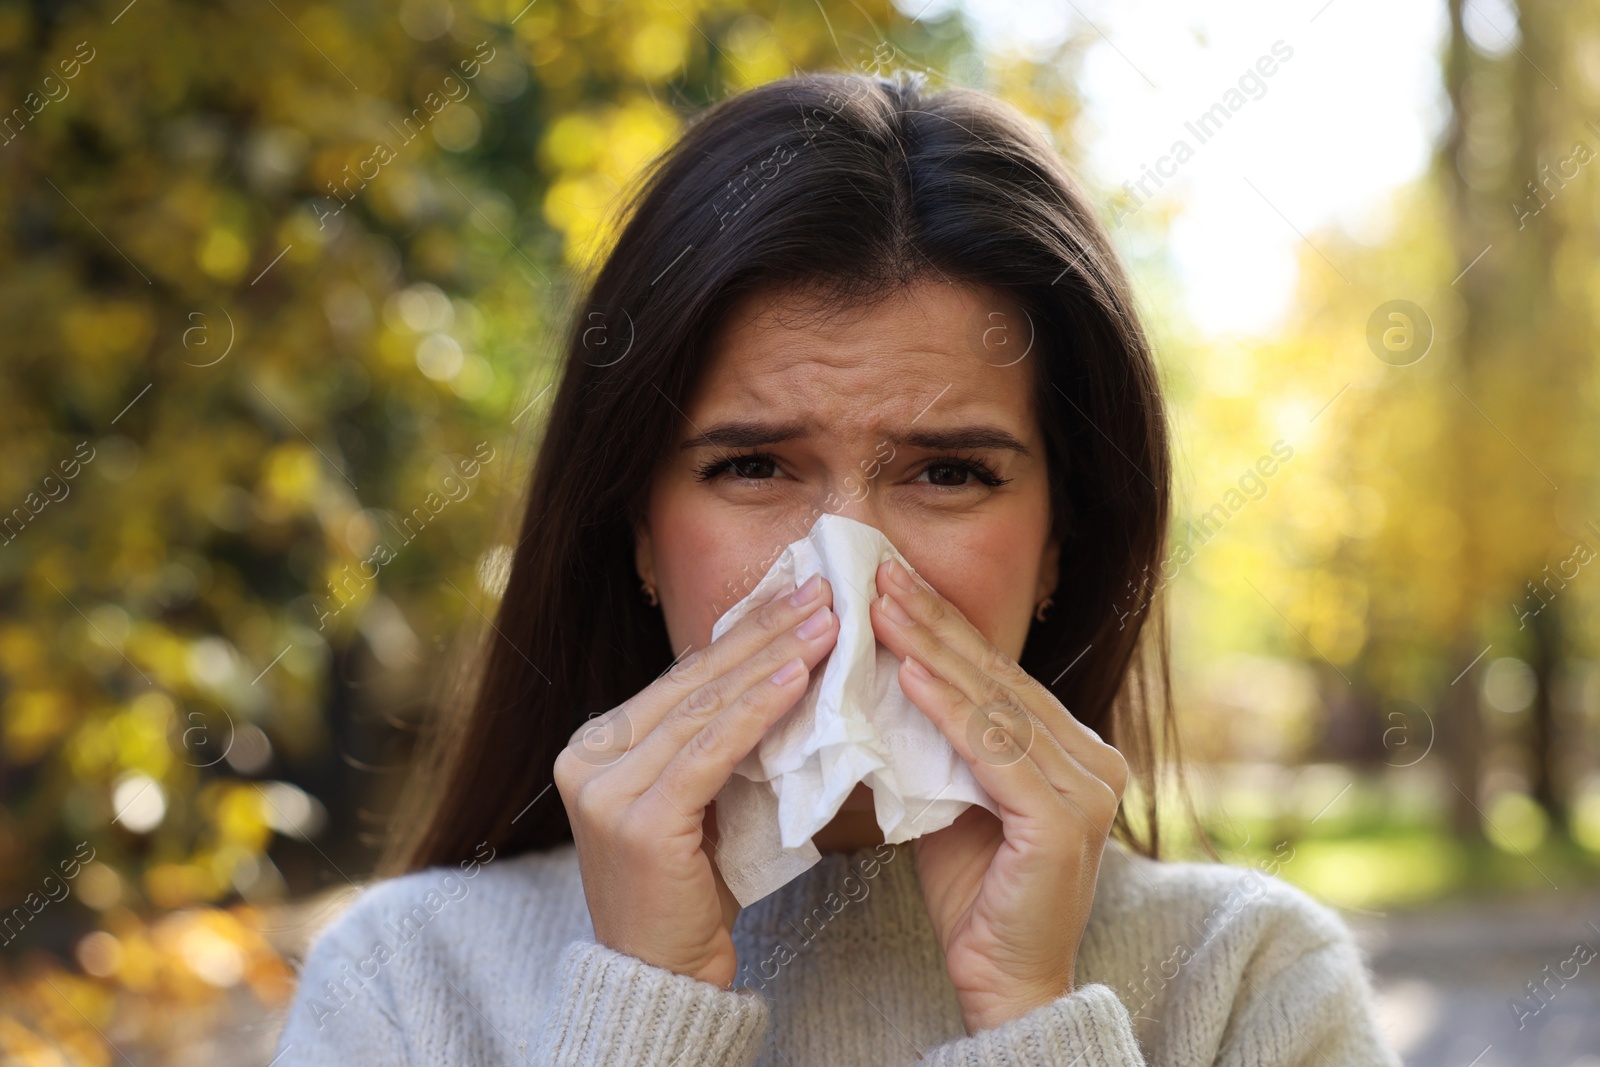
[869,557,1130,1035]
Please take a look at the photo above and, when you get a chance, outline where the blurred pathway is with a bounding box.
[1355,890,1600,1066]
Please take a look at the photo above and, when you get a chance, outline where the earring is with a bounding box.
[1033,596,1054,623]
[641,581,659,607]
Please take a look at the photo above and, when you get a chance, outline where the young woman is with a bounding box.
[275,70,1399,1065]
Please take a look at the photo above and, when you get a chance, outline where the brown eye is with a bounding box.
[914,457,1009,489]
[923,463,970,486]
[729,455,777,478]
[692,451,784,483]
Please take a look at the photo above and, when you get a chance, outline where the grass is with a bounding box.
[1137,770,1600,910]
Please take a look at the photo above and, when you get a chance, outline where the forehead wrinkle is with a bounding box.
[720,343,992,409]
[692,280,1038,440]
[708,297,998,381]
[726,354,966,414]
[709,379,885,445]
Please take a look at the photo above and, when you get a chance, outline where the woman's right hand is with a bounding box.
[552,574,838,989]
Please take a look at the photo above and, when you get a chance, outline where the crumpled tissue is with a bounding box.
[709,513,998,907]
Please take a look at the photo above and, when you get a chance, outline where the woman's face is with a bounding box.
[636,278,1058,663]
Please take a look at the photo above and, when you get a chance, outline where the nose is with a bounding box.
[814,469,881,528]
[793,434,914,550]
[812,478,913,558]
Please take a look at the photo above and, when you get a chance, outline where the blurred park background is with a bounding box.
[3,0,1600,1062]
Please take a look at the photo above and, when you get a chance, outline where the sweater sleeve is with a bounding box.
[530,939,771,1066]
[910,893,1400,1067]
[1213,933,1402,1067]
[916,983,1147,1067]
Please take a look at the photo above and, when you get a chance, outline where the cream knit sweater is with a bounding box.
[272,838,1400,1065]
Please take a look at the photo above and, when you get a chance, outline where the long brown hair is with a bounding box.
[387,70,1201,875]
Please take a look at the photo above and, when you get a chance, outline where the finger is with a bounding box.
[896,655,1123,832]
[873,558,1126,791]
[618,602,839,782]
[644,650,822,824]
[890,653,1063,821]
[566,575,834,759]
[873,591,1127,804]
[869,584,1021,730]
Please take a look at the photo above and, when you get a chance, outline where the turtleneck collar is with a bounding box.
[729,841,931,989]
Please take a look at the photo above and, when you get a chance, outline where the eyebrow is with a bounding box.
[680,421,1032,457]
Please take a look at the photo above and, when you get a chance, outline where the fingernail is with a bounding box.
[879,592,914,627]
[770,657,806,686]
[795,605,833,640]
[902,656,931,681]
[789,573,823,607]
[887,558,917,592]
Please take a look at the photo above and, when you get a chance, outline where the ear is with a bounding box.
[1035,534,1060,605]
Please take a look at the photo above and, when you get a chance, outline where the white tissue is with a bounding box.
[709,513,998,907]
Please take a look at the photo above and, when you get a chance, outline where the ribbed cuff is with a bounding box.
[532,940,770,1066]
[922,984,1145,1067]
